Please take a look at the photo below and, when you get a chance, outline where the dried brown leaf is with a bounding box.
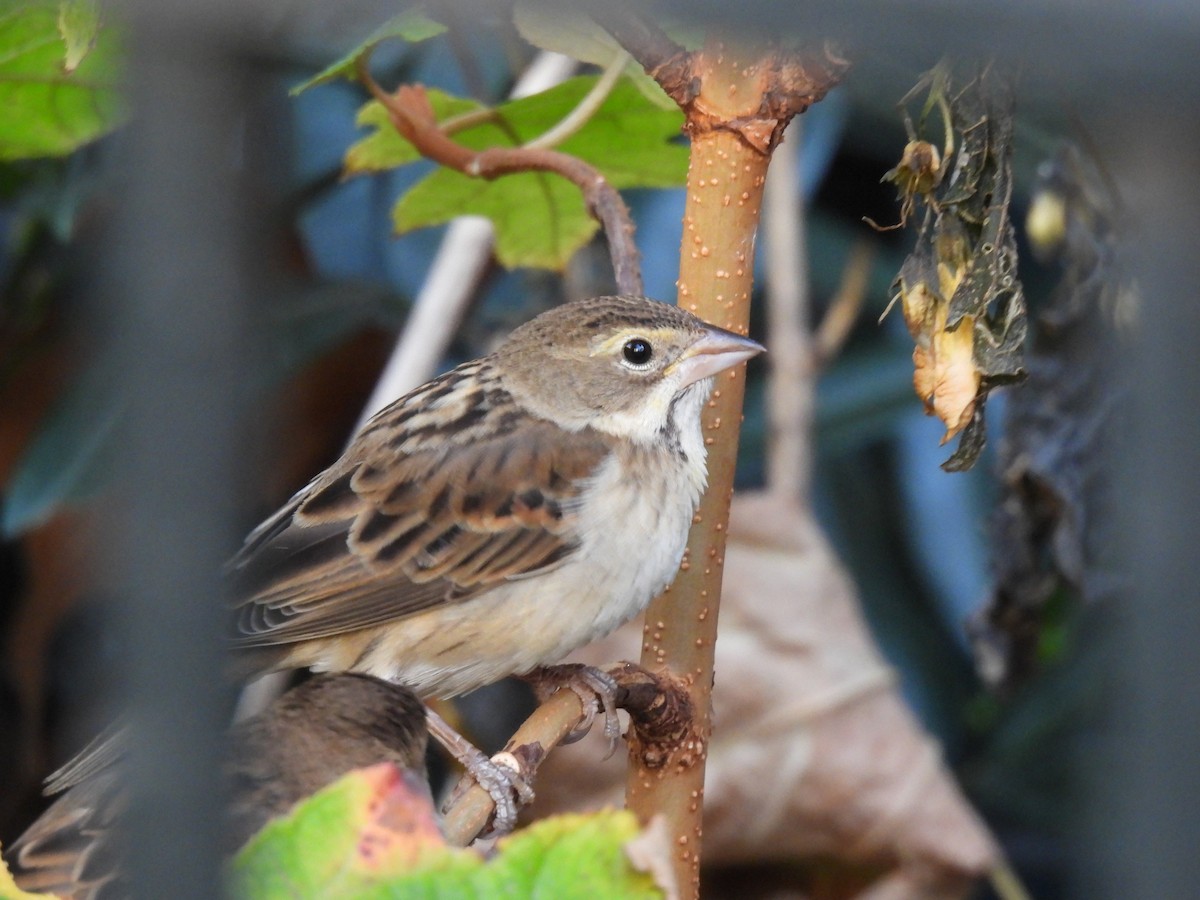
[882,64,1027,470]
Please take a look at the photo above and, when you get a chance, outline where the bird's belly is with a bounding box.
[337,449,702,698]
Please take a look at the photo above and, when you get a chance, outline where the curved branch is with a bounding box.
[356,59,643,296]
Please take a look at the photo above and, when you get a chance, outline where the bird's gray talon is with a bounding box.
[528,664,622,757]
[560,697,598,745]
[445,749,533,837]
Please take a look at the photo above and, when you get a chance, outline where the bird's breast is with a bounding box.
[565,443,707,638]
[327,441,707,698]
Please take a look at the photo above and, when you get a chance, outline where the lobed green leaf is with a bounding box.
[0,1,124,160]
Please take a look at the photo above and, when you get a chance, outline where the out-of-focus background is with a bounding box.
[2,2,1198,898]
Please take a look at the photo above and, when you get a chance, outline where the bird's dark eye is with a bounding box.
[622,338,653,366]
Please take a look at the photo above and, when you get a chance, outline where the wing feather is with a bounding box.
[228,362,612,648]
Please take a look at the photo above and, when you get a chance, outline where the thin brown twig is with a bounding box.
[355,57,643,296]
[441,662,688,845]
[441,688,584,846]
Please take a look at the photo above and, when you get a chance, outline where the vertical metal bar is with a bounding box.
[1088,110,1200,898]
[102,8,265,896]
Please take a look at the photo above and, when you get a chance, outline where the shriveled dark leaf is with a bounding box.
[938,102,988,208]
[940,395,988,473]
[971,143,1131,687]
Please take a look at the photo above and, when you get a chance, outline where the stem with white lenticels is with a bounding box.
[596,9,848,895]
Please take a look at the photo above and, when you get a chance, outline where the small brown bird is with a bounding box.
[13,295,763,854]
[5,674,429,900]
[228,295,764,696]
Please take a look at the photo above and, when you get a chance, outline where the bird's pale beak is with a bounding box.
[674,326,765,388]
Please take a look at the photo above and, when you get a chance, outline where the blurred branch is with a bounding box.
[763,122,813,503]
[583,6,686,77]
[812,238,873,369]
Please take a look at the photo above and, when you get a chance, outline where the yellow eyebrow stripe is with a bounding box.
[591,327,679,357]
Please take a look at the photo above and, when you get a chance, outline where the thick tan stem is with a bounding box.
[611,26,847,892]
[624,42,771,898]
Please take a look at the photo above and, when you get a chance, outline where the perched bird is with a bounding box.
[13,295,763,855]
[228,295,764,697]
[5,674,430,900]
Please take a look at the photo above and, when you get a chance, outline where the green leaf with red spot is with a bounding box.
[229,762,449,896]
[230,763,668,898]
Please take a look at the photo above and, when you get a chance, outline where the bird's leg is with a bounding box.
[521,664,622,757]
[425,706,533,836]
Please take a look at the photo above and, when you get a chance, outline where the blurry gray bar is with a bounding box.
[1094,112,1200,896]
[103,7,265,897]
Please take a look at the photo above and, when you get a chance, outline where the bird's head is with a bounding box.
[496,295,764,442]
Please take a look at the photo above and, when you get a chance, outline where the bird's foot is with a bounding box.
[523,664,622,758]
[426,707,532,837]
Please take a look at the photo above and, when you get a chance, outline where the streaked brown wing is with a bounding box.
[228,369,612,648]
[6,765,123,900]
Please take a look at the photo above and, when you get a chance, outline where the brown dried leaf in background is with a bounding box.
[972,143,1132,688]
[880,64,1028,470]
[900,238,978,444]
[532,494,997,899]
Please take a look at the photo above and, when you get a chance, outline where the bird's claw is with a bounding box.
[444,749,534,837]
[527,664,622,759]
[426,705,534,837]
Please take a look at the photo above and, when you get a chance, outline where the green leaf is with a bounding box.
[57,0,99,71]
[289,8,446,95]
[399,167,596,270]
[347,76,687,270]
[513,1,676,110]
[480,811,665,899]
[230,763,459,897]
[0,1,124,160]
[231,763,666,898]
